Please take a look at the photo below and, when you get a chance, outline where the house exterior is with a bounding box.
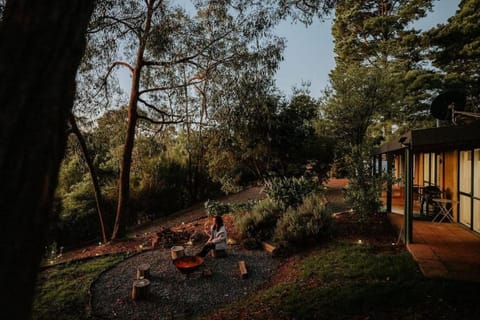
[373,124,480,243]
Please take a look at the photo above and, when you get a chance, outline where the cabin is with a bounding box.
[373,124,480,243]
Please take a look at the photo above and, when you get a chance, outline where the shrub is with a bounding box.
[274,193,332,245]
[235,198,283,241]
[263,176,314,209]
[344,175,383,223]
[204,199,259,217]
[204,199,231,217]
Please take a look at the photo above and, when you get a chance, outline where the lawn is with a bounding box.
[203,241,480,320]
[32,210,480,320]
[32,254,127,320]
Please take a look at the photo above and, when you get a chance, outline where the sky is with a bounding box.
[274,0,461,98]
[118,1,461,99]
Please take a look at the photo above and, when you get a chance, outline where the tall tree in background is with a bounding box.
[325,0,433,217]
[428,0,480,108]
[0,1,94,318]
[330,0,434,137]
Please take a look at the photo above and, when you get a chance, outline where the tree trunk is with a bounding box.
[111,1,155,240]
[0,1,95,319]
[68,114,109,244]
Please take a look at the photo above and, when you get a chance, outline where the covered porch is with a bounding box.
[374,124,480,243]
[389,213,480,282]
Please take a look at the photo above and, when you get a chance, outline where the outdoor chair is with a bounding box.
[420,186,442,216]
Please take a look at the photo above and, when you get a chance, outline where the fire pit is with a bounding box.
[173,255,204,274]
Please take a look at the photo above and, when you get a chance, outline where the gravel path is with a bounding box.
[89,181,346,319]
[90,244,279,319]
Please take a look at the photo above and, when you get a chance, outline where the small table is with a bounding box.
[432,198,454,223]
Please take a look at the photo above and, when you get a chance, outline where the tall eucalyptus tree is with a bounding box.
[85,0,329,239]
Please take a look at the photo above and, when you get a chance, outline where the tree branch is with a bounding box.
[137,114,184,125]
[142,28,236,67]
[138,79,204,96]
[138,97,173,117]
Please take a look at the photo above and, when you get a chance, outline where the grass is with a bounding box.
[32,253,126,320]
[30,207,480,320]
[202,242,480,320]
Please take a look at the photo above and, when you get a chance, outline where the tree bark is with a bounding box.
[0,1,95,319]
[68,114,109,244]
[111,0,155,240]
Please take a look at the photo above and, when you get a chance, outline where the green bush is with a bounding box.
[344,176,383,223]
[204,199,259,217]
[54,180,113,248]
[235,198,283,241]
[263,176,314,209]
[274,193,332,245]
[204,199,231,217]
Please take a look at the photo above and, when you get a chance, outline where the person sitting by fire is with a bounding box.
[197,215,227,257]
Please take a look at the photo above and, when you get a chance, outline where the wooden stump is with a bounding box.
[131,278,150,300]
[171,246,185,260]
[136,263,151,280]
[239,260,248,279]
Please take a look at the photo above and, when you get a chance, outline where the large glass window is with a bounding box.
[423,153,430,185]
[474,200,480,233]
[460,151,472,193]
[430,153,436,185]
[459,150,475,229]
[460,195,472,227]
[422,153,440,186]
[474,150,480,232]
[474,149,480,198]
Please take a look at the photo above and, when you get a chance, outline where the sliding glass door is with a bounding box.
[459,150,472,227]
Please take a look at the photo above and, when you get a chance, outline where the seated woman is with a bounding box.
[197,215,227,257]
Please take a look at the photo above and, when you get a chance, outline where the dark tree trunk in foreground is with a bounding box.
[0,1,95,319]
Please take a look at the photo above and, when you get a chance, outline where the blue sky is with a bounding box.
[275,0,461,98]
[118,1,461,99]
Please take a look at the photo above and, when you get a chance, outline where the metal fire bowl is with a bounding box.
[173,255,204,274]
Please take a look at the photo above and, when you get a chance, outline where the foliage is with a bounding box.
[342,145,384,222]
[274,193,332,245]
[32,254,126,320]
[205,199,259,217]
[235,198,283,241]
[330,0,436,131]
[204,199,231,217]
[273,93,334,177]
[54,180,110,248]
[427,0,480,107]
[201,241,480,320]
[131,155,192,221]
[263,176,315,210]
